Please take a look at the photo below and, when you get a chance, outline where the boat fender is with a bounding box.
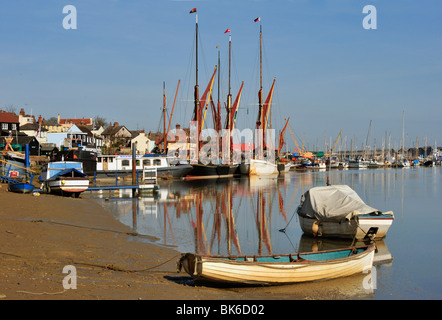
[312,220,319,236]
[62,179,66,185]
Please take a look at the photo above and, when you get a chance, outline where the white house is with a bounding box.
[18,108,36,126]
[131,132,153,155]
[47,124,86,149]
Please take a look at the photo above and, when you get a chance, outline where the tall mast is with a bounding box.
[227,31,232,131]
[256,23,263,130]
[259,24,262,105]
[402,110,405,159]
[229,33,232,99]
[217,45,221,132]
[165,80,180,152]
[191,9,199,124]
[227,30,232,164]
[190,8,200,161]
[259,23,265,149]
[163,81,166,152]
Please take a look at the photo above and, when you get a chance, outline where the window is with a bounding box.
[143,159,151,166]
[1,123,7,130]
[11,124,16,130]
[122,160,130,166]
[153,159,161,166]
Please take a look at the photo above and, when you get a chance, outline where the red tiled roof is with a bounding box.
[0,112,19,123]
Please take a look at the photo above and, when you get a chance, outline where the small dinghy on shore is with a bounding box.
[296,185,394,240]
[178,244,375,286]
[8,182,34,194]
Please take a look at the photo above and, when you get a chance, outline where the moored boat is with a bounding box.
[1,150,37,194]
[240,19,279,176]
[8,182,34,194]
[40,161,89,197]
[249,158,278,175]
[178,244,375,286]
[186,162,232,180]
[96,154,193,179]
[239,162,250,175]
[296,185,394,240]
[348,158,368,169]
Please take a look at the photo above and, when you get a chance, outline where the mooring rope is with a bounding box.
[73,253,182,273]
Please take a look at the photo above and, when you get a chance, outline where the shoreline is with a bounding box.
[0,185,222,300]
[0,185,371,300]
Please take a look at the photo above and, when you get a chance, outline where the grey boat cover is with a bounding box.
[298,185,383,222]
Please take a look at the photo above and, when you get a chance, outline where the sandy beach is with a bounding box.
[0,185,232,300]
[0,185,372,301]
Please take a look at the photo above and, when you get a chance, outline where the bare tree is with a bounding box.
[3,104,18,113]
[94,115,108,128]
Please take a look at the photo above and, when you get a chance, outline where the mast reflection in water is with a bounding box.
[90,167,442,299]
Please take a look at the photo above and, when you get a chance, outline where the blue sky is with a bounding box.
[1,0,441,152]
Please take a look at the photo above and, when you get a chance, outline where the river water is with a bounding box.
[92,166,442,299]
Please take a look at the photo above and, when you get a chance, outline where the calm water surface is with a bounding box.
[92,167,442,299]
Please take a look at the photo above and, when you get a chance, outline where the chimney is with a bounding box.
[114,122,119,127]
[20,108,25,116]
[38,115,42,124]
[57,114,60,124]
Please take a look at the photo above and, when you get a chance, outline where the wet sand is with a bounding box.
[0,185,371,300]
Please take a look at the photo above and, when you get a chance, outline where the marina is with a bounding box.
[85,166,442,298]
[1,1,441,303]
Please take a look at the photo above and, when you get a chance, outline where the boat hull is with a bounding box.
[46,177,89,197]
[8,183,34,194]
[348,161,368,169]
[186,163,233,179]
[249,159,278,175]
[179,245,375,286]
[298,213,394,240]
[239,163,249,175]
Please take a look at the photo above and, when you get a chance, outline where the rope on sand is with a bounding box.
[31,219,151,239]
[16,290,67,295]
[73,253,182,273]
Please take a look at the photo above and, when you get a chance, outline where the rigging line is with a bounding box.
[196,27,211,84]
[282,230,297,252]
[278,207,297,233]
[261,38,274,88]
[230,48,243,92]
[177,26,197,126]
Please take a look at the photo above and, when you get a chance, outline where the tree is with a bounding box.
[94,116,108,128]
[47,117,58,124]
[3,104,17,113]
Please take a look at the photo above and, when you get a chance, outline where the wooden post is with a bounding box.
[132,143,137,197]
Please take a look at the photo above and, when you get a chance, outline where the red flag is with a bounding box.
[254,17,261,22]
[189,8,197,14]
[224,28,231,33]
